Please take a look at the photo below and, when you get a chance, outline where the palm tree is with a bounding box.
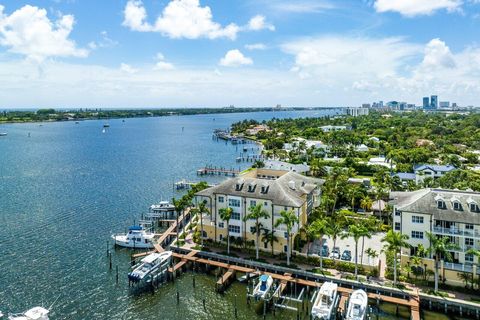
[360,195,373,212]
[261,228,278,256]
[275,209,299,266]
[219,207,233,255]
[360,218,378,265]
[301,225,316,257]
[172,197,186,250]
[192,200,209,247]
[408,255,422,280]
[381,230,411,286]
[365,248,379,266]
[243,204,270,260]
[466,248,480,289]
[346,184,364,210]
[308,218,329,270]
[426,232,459,292]
[342,224,367,279]
[326,219,344,262]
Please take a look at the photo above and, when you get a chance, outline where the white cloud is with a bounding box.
[154,53,175,70]
[122,0,240,40]
[219,49,253,67]
[120,63,138,74]
[247,15,275,31]
[0,4,88,61]
[88,31,118,50]
[422,38,456,68]
[269,1,335,13]
[245,43,267,50]
[374,0,463,17]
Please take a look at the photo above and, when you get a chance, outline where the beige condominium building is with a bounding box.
[391,188,480,285]
[195,168,323,254]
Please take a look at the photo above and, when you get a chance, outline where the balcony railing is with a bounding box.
[444,262,474,273]
[433,226,480,238]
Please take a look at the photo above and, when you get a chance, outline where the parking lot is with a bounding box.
[309,232,385,266]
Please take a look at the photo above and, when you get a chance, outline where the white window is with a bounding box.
[453,202,462,211]
[411,231,424,239]
[412,216,424,224]
[395,209,401,216]
[229,199,241,207]
[437,201,446,209]
[229,225,240,233]
[250,226,256,233]
[394,222,401,231]
[231,212,241,220]
[284,232,289,238]
[466,224,474,230]
[250,200,257,207]
[465,238,474,247]
[219,222,224,228]
[470,204,480,212]
[264,202,268,206]
[465,253,474,263]
[218,196,224,203]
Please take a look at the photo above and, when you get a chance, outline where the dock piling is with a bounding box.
[116,266,119,284]
[109,252,112,270]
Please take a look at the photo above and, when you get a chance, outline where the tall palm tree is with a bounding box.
[360,218,378,265]
[360,195,373,212]
[219,207,233,255]
[426,232,459,292]
[193,200,209,247]
[466,248,480,289]
[275,209,299,266]
[342,224,367,279]
[365,248,379,266]
[381,230,411,286]
[326,220,344,262]
[172,197,186,250]
[308,218,329,270]
[261,228,278,256]
[346,184,364,210]
[243,204,270,260]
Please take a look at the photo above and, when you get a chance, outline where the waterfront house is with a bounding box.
[391,188,480,286]
[195,169,323,254]
[245,124,270,136]
[263,160,310,175]
[413,164,456,184]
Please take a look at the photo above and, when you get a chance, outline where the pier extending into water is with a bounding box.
[197,166,240,177]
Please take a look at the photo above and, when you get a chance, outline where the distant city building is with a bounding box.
[423,97,430,109]
[439,101,450,108]
[320,125,348,132]
[347,107,369,117]
[430,95,438,109]
[361,103,371,108]
[386,101,398,109]
[399,102,407,110]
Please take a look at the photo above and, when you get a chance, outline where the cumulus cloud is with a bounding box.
[122,0,240,40]
[374,0,463,17]
[0,4,88,61]
[154,52,175,70]
[422,38,456,68]
[247,15,275,31]
[120,63,138,74]
[245,43,267,50]
[219,49,253,67]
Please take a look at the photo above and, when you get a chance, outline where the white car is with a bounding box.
[331,247,340,259]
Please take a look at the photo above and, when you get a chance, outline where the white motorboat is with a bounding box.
[112,225,155,249]
[146,201,176,219]
[345,289,368,320]
[312,282,338,320]
[128,251,172,283]
[8,307,49,320]
[0,133,7,137]
[253,275,273,300]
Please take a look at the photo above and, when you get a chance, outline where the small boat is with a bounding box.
[102,128,106,134]
[8,307,49,320]
[253,275,273,300]
[0,133,7,136]
[128,251,172,283]
[103,123,110,128]
[311,282,338,320]
[345,289,368,320]
[112,225,155,249]
[145,201,176,219]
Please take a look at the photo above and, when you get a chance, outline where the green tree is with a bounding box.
[308,218,329,270]
[243,203,271,260]
[172,197,187,250]
[342,224,368,279]
[426,232,459,292]
[275,209,299,266]
[261,228,278,256]
[219,207,233,255]
[326,219,344,262]
[382,230,411,286]
[365,248,379,266]
[192,200,209,247]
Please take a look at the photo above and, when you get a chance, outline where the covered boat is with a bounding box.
[345,289,368,320]
[8,307,49,320]
[253,275,273,300]
[112,225,155,249]
[311,282,338,320]
[128,251,172,283]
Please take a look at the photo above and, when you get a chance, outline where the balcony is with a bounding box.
[444,262,474,273]
[433,226,480,238]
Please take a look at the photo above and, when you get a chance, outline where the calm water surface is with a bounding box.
[0,110,459,319]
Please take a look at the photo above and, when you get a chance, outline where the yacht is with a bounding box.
[112,225,155,249]
[145,201,176,219]
[311,282,338,320]
[8,307,49,320]
[252,275,273,300]
[345,289,368,320]
[128,251,172,283]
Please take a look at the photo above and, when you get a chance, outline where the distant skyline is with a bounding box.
[0,0,480,108]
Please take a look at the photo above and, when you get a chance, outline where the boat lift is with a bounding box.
[309,286,340,320]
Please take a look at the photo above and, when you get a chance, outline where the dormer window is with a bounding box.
[437,200,446,209]
[261,183,269,194]
[451,197,462,211]
[248,183,256,192]
[467,198,479,212]
[235,178,245,191]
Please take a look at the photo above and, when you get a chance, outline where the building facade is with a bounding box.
[347,107,369,117]
[423,97,430,109]
[391,189,480,284]
[195,169,323,254]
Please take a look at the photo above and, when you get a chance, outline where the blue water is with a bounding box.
[0,110,343,319]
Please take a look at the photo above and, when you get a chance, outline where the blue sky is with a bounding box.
[0,0,479,108]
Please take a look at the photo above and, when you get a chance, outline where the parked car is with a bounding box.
[341,249,352,261]
[331,247,340,259]
[320,245,329,257]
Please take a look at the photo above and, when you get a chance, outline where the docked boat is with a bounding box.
[311,282,338,320]
[103,123,110,128]
[345,289,368,320]
[252,275,273,300]
[112,225,155,249]
[0,132,7,136]
[8,307,49,320]
[145,201,176,219]
[128,251,172,283]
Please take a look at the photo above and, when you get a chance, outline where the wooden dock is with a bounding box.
[197,167,240,177]
[216,269,235,292]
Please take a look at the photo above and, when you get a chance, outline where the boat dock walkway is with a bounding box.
[197,167,240,177]
[174,180,215,190]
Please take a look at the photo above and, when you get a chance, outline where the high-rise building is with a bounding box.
[430,95,438,109]
[423,97,429,109]
[439,101,450,108]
